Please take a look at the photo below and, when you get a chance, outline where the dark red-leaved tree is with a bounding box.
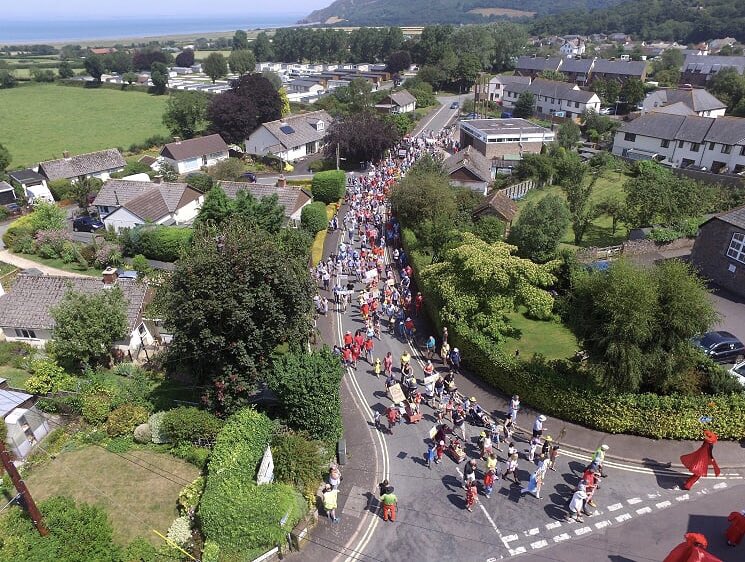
[324,111,401,166]
[175,49,195,68]
[207,74,281,144]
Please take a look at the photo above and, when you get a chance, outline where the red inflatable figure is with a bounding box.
[680,430,720,490]
[663,533,723,562]
[726,510,745,547]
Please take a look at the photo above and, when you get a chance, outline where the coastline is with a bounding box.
[35,28,284,48]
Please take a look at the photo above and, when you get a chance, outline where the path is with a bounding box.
[0,249,93,277]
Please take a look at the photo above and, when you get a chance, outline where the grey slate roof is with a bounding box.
[38,149,126,181]
[515,57,562,72]
[160,134,228,161]
[619,113,687,139]
[444,146,491,183]
[289,78,323,88]
[94,180,188,208]
[219,182,312,218]
[386,89,416,107]
[652,101,696,116]
[683,55,745,75]
[8,169,46,185]
[491,74,531,86]
[122,184,202,221]
[0,274,147,332]
[714,205,745,230]
[506,78,597,104]
[619,113,745,146]
[591,59,647,77]
[644,88,726,113]
[560,58,594,74]
[257,110,333,151]
[703,117,745,145]
[675,115,713,143]
[0,181,13,192]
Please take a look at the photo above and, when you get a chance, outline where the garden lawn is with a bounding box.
[0,260,17,276]
[0,84,170,168]
[25,447,199,544]
[14,252,103,276]
[0,366,30,389]
[502,309,578,360]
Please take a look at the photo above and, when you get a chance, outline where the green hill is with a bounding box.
[301,0,623,26]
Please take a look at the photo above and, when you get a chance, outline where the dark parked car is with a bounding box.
[240,172,257,183]
[72,216,104,232]
[450,101,459,109]
[692,331,745,363]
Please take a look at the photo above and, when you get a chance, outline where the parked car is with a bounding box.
[599,107,612,115]
[692,331,745,363]
[240,172,257,183]
[729,361,745,386]
[72,216,104,232]
[450,101,459,109]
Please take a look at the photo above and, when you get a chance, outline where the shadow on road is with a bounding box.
[641,457,683,490]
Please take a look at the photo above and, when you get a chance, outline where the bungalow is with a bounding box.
[287,78,325,96]
[245,110,333,163]
[7,169,53,203]
[1,383,49,459]
[444,147,493,195]
[38,148,126,183]
[159,134,229,174]
[690,205,745,298]
[219,181,312,226]
[95,181,204,232]
[0,268,153,356]
[502,78,601,121]
[642,88,727,118]
[375,89,417,114]
[475,74,531,104]
[0,181,16,207]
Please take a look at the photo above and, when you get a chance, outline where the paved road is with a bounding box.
[413,93,470,137]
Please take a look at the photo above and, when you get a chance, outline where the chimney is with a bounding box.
[63,150,70,159]
[277,174,287,188]
[102,266,118,286]
[172,136,182,143]
[154,175,163,184]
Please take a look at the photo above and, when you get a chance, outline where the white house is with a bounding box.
[220,181,312,226]
[37,148,126,183]
[159,134,229,174]
[245,110,333,163]
[612,112,745,174]
[0,269,153,356]
[7,169,54,204]
[93,180,204,232]
[475,74,531,104]
[287,78,325,95]
[642,87,727,118]
[374,89,417,114]
[459,118,555,161]
[560,38,586,57]
[502,78,601,120]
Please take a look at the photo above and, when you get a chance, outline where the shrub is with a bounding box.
[0,341,35,369]
[271,432,326,495]
[202,541,220,562]
[207,158,244,181]
[123,225,193,262]
[311,170,345,204]
[2,213,36,249]
[161,406,224,445]
[148,411,171,444]
[208,408,275,477]
[106,404,149,436]
[48,179,75,201]
[177,476,206,515]
[170,443,210,469]
[186,173,214,192]
[105,435,134,453]
[300,201,328,234]
[81,391,115,424]
[130,254,152,275]
[133,423,152,444]
[24,359,76,395]
[166,515,193,549]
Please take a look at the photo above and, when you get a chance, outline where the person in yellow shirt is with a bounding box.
[322,484,339,523]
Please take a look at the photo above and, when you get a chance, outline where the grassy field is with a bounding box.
[14,251,102,276]
[0,365,30,388]
[0,84,170,168]
[515,169,630,248]
[26,447,199,544]
[502,309,578,360]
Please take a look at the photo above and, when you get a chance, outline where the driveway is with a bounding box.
[710,284,745,352]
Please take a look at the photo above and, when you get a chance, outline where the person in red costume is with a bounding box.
[663,533,723,562]
[680,430,720,490]
[726,509,745,547]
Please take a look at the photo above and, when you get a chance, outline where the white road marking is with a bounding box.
[636,507,652,515]
[615,513,632,523]
[656,500,671,509]
[575,526,592,536]
[647,492,661,499]
[502,534,519,543]
[595,520,611,529]
[525,528,540,536]
[627,497,642,505]
[675,494,690,502]
[546,521,562,530]
[531,540,548,549]
[509,547,526,555]
[553,533,571,542]
[713,482,728,489]
[607,503,623,512]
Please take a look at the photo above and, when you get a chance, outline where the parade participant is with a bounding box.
[590,444,609,475]
[386,406,399,433]
[541,436,553,461]
[567,488,587,523]
[521,459,548,499]
[435,440,445,464]
[465,480,478,512]
[374,357,382,377]
[548,444,561,471]
[328,465,342,490]
[508,395,520,422]
[533,414,547,438]
[486,451,498,474]
[425,335,436,359]
[726,510,745,547]
[503,453,520,484]
[663,533,723,562]
[483,468,495,499]
[453,406,467,440]
[423,359,435,378]
[440,340,451,366]
[381,488,398,522]
[426,442,436,469]
[450,347,461,373]
[400,351,411,371]
[343,330,353,347]
[463,459,477,489]
[383,351,393,376]
[680,430,720,490]
[322,484,339,523]
[528,436,541,462]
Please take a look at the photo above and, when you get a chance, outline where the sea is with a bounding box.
[0,15,304,45]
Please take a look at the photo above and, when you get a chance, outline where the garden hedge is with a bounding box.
[402,228,745,440]
[122,225,192,262]
[2,214,35,249]
[161,406,224,445]
[300,201,328,234]
[310,170,345,204]
[207,407,276,477]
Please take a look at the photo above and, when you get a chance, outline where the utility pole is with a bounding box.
[336,143,340,171]
[0,440,49,536]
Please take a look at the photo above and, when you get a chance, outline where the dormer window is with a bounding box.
[316,120,325,131]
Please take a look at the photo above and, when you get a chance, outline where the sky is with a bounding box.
[5,0,331,19]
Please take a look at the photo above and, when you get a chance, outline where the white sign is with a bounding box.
[423,374,440,386]
[365,269,379,282]
[256,445,274,485]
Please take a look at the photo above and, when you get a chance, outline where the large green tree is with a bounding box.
[150,61,169,94]
[556,120,581,150]
[163,90,209,139]
[197,186,284,233]
[228,49,256,75]
[555,152,597,244]
[49,286,128,370]
[253,31,274,61]
[232,29,249,51]
[166,220,314,414]
[83,53,104,82]
[203,52,228,83]
[514,91,535,118]
[508,194,570,262]
[707,67,745,111]
[0,142,10,171]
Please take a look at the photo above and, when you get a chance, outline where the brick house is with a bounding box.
[690,205,745,298]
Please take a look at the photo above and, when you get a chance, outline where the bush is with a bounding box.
[127,134,171,153]
[130,254,152,275]
[208,408,275,477]
[48,179,75,201]
[177,476,206,515]
[202,541,220,562]
[160,406,224,445]
[2,213,36,249]
[122,225,192,262]
[186,173,214,192]
[133,423,152,444]
[24,359,76,395]
[300,201,328,234]
[148,411,171,444]
[207,158,244,181]
[0,341,35,369]
[106,404,149,436]
[170,443,210,469]
[311,170,345,204]
[81,391,115,424]
[271,432,326,495]
[166,515,192,549]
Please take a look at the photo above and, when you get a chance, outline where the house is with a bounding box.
[38,148,126,183]
[680,55,745,87]
[588,59,648,83]
[89,47,117,56]
[444,147,493,195]
[475,74,531,103]
[608,33,631,43]
[1,384,49,459]
[642,87,727,118]
[560,38,586,57]
[159,134,229,174]
[7,168,51,202]
[244,110,333,163]
[690,205,745,298]
[0,268,153,355]
[612,113,745,173]
[287,78,325,96]
[502,78,601,121]
[219,181,312,226]
[708,38,737,54]
[514,57,563,78]
[558,58,595,86]
[0,181,16,206]
[94,181,204,232]
[459,118,555,162]
[375,89,417,114]
[471,190,519,228]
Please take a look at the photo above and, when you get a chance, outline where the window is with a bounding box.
[691,143,700,152]
[741,146,745,156]
[624,133,636,142]
[14,329,37,339]
[728,232,745,263]
[537,106,543,114]
[709,142,716,151]
[575,102,580,108]
[661,139,670,148]
[721,145,732,154]
[679,140,685,148]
